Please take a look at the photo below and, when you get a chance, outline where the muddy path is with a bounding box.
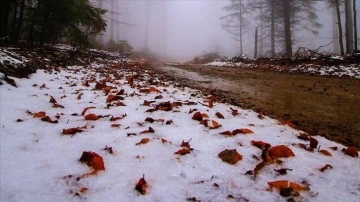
[151,64,360,148]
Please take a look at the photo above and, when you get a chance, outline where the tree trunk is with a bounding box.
[335,0,345,55]
[283,0,292,57]
[270,0,275,57]
[14,0,25,44]
[353,0,358,50]
[345,0,354,53]
[0,0,12,42]
[239,0,243,55]
[254,26,258,58]
[332,5,340,54]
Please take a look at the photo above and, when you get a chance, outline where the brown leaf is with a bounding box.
[218,149,242,164]
[253,161,266,179]
[230,107,239,116]
[209,120,221,129]
[174,148,191,155]
[309,137,318,150]
[215,112,224,119]
[219,130,233,136]
[266,145,295,162]
[111,124,121,128]
[79,151,105,171]
[342,146,359,157]
[81,107,96,116]
[41,116,58,123]
[180,139,192,148]
[135,174,147,195]
[62,128,83,135]
[136,138,150,145]
[232,128,253,135]
[33,111,46,118]
[84,113,99,121]
[52,103,65,108]
[268,180,309,192]
[192,112,203,121]
[319,150,332,157]
[208,100,213,108]
[319,164,333,172]
[49,96,57,104]
[140,127,155,134]
[297,133,310,141]
[106,94,124,103]
[251,140,271,149]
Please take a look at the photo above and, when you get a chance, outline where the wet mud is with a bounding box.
[153,64,360,148]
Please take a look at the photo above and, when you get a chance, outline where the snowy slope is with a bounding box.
[0,61,359,202]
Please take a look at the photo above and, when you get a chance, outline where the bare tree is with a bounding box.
[345,0,354,53]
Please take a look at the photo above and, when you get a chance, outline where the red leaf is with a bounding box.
[268,180,309,192]
[174,148,191,155]
[309,137,318,150]
[215,112,224,119]
[266,145,295,163]
[136,138,150,145]
[297,133,310,141]
[33,111,46,118]
[79,151,105,171]
[251,140,271,149]
[180,139,192,148]
[192,112,203,121]
[81,107,96,116]
[319,164,333,172]
[111,124,121,128]
[319,150,332,156]
[135,174,147,195]
[220,130,233,136]
[84,113,99,121]
[209,120,222,129]
[140,127,155,134]
[62,128,83,135]
[232,128,253,135]
[342,146,359,157]
[41,116,58,123]
[218,149,242,164]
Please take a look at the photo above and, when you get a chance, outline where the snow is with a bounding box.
[0,49,28,66]
[205,61,360,79]
[1,61,359,202]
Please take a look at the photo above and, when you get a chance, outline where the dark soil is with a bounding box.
[153,64,360,148]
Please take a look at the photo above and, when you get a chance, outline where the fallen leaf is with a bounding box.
[81,107,96,116]
[230,107,239,116]
[180,139,192,148]
[49,96,57,104]
[106,94,124,103]
[253,161,266,179]
[79,151,105,171]
[309,137,318,150]
[33,111,46,118]
[208,100,213,108]
[251,140,271,149]
[219,130,233,136]
[41,116,58,123]
[319,164,333,172]
[84,113,99,121]
[342,146,359,157]
[218,149,242,164]
[297,133,310,141]
[274,168,292,175]
[192,112,203,121]
[268,180,309,192]
[111,124,121,128]
[209,120,221,129]
[136,138,150,145]
[174,148,191,155]
[140,127,155,134]
[62,128,83,135]
[102,145,113,154]
[135,174,147,195]
[232,128,253,135]
[319,150,332,156]
[266,145,295,162]
[52,103,65,108]
[215,112,224,119]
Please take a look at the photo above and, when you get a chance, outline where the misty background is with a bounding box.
[97,0,359,62]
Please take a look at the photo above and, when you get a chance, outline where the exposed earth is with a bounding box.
[152,64,360,148]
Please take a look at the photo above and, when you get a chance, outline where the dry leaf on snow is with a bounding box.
[135,174,147,195]
[136,138,150,145]
[218,149,242,165]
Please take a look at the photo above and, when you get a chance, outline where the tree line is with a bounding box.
[0,0,106,48]
[221,0,358,57]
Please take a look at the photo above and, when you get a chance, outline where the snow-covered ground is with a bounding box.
[1,60,359,202]
[206,61,360,79]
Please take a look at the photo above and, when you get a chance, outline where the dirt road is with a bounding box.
[153,64,360,148]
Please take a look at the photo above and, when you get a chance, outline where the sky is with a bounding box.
[97,0,360,62]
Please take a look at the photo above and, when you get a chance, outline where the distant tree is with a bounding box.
[221,0,250,55]
[344,0,354,53]
[1,0,106,48]
[354,0,358,50]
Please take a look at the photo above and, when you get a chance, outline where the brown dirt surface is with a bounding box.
[152,64,360,148]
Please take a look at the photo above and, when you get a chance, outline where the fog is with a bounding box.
[97,0,360,62]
